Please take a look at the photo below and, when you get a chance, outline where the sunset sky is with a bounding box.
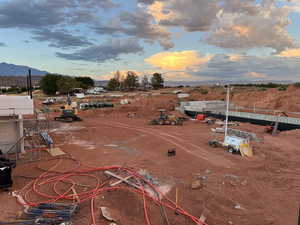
[0,0,300,81]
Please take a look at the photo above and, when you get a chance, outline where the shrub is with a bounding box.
[199,89,209,95]
[294,82,300,88]
[277,86,287,91]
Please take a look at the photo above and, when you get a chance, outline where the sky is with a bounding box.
[0,0,300,81]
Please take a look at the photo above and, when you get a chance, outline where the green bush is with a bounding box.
[259,87,267,91]
[294,82,300,88]
[200,89,208,95]
[233,83,287,88]
[277,86,287,91]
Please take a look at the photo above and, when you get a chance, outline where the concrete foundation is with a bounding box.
[0,96,33,154]
[0,117,23,154]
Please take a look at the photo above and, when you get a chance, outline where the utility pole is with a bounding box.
[28,69,33,99]
[26,73,30,96]
[224,84,230,142]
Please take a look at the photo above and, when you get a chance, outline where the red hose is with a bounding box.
[16,158,208,225]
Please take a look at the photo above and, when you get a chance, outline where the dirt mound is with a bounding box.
[189,85,300,113]
[111,95,178,117]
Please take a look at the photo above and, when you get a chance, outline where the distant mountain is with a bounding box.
[94,79,293,88]
[0,62,48,76]
[164,80,293,87]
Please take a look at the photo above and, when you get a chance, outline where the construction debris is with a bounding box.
[167,148,176,157]
[0,203,79,225]
[177,93,190,99]
[120,99,130,105]
[104,170,140,189]
[233,204,243,210]
[40,131,53,147]
[100,207,117,222]
[79,102,114,110]
[227,128,261,142]
[191,180,203,190]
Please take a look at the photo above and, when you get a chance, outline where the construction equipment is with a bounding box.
[149,109,184,126]
[54,110,82,123]
[265,110,288,134]
[209,136,253,157]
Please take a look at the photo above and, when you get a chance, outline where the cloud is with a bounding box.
[137,0,156,4]
[282,0,300,13]
[145,0,297,53]
[93,9,174,50]
[32,29,92,49]
[228,54,243,62]
[190,54,300,81]
[147,1,175,23]
[276,48,300,57]
[205,0,297,53]
[145,51,212,70]
[0,42,7,47]
[164,71,195,80]
[0,0,116,28]
[150,0,219,32]
[56,38,144,62]
[245,72,267,78]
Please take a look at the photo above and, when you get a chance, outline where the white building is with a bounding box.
[0,96,34,154]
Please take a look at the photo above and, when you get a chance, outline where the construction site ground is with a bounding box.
[1,87,300,225]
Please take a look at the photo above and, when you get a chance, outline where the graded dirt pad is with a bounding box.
[1,92,300,225]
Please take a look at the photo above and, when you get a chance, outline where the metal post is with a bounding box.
[224,85,230,142]
[28,69,33,99]
[26,73,30,95]
[18,114,25,154]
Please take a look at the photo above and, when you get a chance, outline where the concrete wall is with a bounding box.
[0,118,20,154]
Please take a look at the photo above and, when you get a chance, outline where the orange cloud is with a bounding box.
[145,51,212,71]
[277,48,300,57]
[232,26,250,37]
[147,1,174,22]
[245,72,266,78]
[229,54,242,61]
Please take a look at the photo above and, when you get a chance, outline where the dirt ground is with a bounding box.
[1,89,300,225]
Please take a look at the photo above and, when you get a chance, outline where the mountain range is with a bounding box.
[0,62,48,76]
[0,62,293,86]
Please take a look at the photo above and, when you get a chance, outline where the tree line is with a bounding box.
[39,72,164,95]
[40,74,94,95]
[107,71,164,91]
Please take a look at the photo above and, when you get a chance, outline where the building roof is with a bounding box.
[0,95,34,116]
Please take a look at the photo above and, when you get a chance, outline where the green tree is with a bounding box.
[40,74,62,95]
[57,76,79,94]
[75,77,94,89]
[123,71,139,91]
[151,73,164,89]
[107,78,120,91]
